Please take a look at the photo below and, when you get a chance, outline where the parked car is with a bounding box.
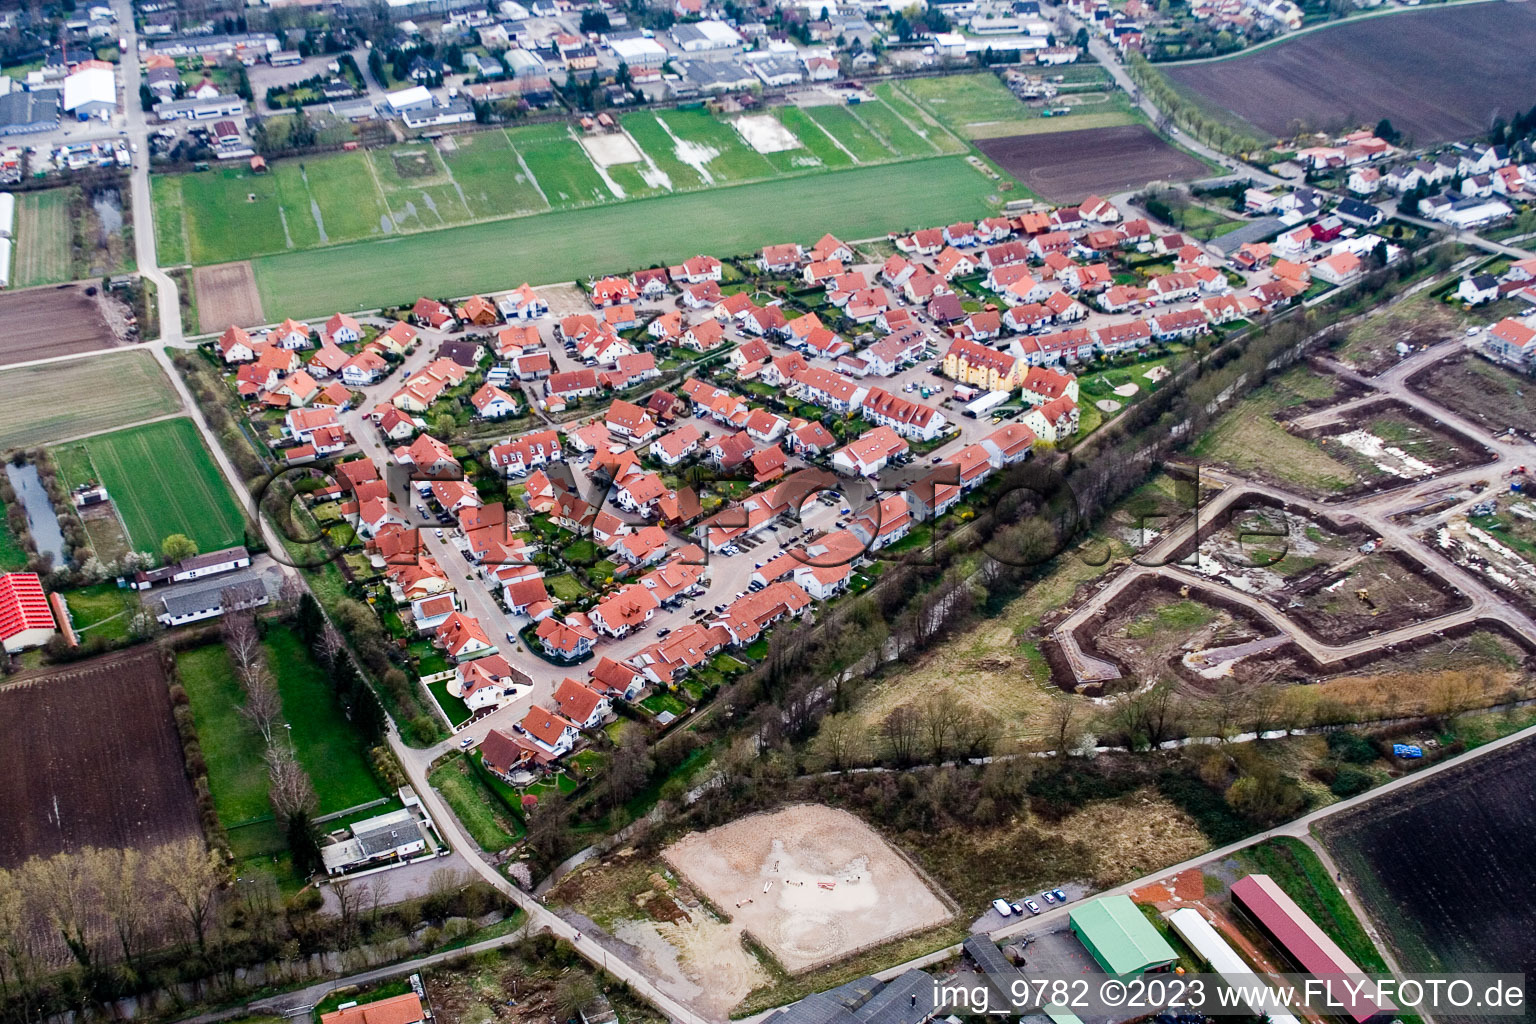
[1023,898,1040,914]
[459,735,474,748]
[656,628,672,638]
[1052,889,1067,902]
[1042,891,1055,904]
[1009,901,1024,916]
[991,898,1013,918]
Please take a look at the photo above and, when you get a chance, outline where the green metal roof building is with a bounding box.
[1068,895,1178,977]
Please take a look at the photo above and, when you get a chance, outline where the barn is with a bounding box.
[1229,874,1392,1024]
[1068,895,1178,978]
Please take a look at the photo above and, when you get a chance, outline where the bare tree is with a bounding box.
[1246,682,1286,740]
[919,692,962,763]
[317,622,347,669]
[238,667,283,744]
[31,848,103,971]
[265,744,318,825]
[147,838,223,953]
[85,847,149,968]
[331,876,370,949]
[881,704,922,767]
[1045,700,1083,759]
[0,866,34,1008]
[810,712,869,772]
[953,709,1001,760]
[223,612,262,677]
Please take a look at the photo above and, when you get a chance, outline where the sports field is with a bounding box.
[154,93,989,267]
[253,158,1001,315]
[0,351,181,448]
[64,417,248,554]
[14,189,72,287]
[897,74,1138,140]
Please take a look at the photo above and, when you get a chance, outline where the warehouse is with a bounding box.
[63,66,117,119]
[1229,875,1391,1024]
[0,191,14,239]
[1068,895,1177,978]
[1166,908,1302,1024]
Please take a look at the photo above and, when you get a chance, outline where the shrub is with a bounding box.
[1326,730,1378,764]
[1329,766,1372,798]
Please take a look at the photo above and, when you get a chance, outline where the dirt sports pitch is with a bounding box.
[194,261,265,334]
[0,649,201,867]
[1165,3,1536,144]
[976,125,1208,203]
[0,283,121,367]
[662,804,953,973]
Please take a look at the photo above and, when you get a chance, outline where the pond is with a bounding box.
[4,462,67,567]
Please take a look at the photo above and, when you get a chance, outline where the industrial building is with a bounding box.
[0,572,58,652]
[1230,875,1391,1024]
[62,66,117,119]
[0,88,62,136]
[1068,895,1178,977]
[1166,908,1302,1024]
[758,967,940,1024]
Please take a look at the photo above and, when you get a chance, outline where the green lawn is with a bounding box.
[266,625,387,813]
[151,175,189,267]
[69,418,247,557]
[506,123,611,207]
[14,188,73,287]
[255,159,1000,315]
[620,112,709,189]
[0,502,27,571]
[429,755,519,851]
[655,108,775,182]
[441,129,549,217]
[428,678,474,726]
[804,104,892,163]
[285,151,395,240]
[176,162,300,264]
[178,643,273,827]
[62,582,141,642]
[873,83,968,154]
[773,105,856,170]
[546,572,588,603]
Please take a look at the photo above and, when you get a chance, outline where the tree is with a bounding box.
[147,838,223,953]
[526,793,572,863]
[224,611,263,677]
[1225,771,1305,824]
[432,412,456,438]
[881,704,922,766]
[1373,118,1400,145]
[161,533,198,565]
[810,712,869,772]
[579,8,609,31]
[919,692,961,762]
[86,846,148,968]
[605,725,653,809]
[554,973,598,1017]
[265,743,318,825]
[238,667,283,744]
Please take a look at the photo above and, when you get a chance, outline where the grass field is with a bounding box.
[1189,368,1357,494]
[440,130,549,217]
[901,73,1036,138]
[0,351,181,449]
[68,418,247,556]
[804,104,891,163]
[874,84,968,153]
[265,624,387,813]
[63,582,142,642]
[14,189,72,287]
[429,754,519,851]
[621,112,709,189]
[506,123,613,206]
[772,105,856,169]
[179,643,272,827]
[255,158,999,315]
[0,508,26,571]
[151,175,189,267]
[845,99,943,158]
[656,108,776,183]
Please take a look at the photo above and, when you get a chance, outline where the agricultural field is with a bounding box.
[1321,736,1536,1001]
[1408,352,1536,437]
[0,649,201,867]
[13,188,71,287]
[194,261,265,333]
[155,92,988,270]
[1164,3,1536,143]
[977,124,1210,203]
[0,350,181,448]
[253,158,1001,315]
[0,282,123,368]
[61,418,248,555]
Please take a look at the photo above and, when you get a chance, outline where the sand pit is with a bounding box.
[1143,365,1171,383]
[1114,382,1139,397]
[736,114,803,154]
[1096,399,1122,413]
[662,805,952,973]
[580,132,643,167]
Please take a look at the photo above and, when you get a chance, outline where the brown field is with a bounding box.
[194,261,265,334]
[0,284,121,367]
[662,804,952,974]
[1165,4,1536,144]
[976,125,1209,203]
[0,648,201,867]
[1409,353,1536,438]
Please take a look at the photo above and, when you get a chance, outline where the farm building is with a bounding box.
[152,569,270,626]
[319,991,426,1024]
[1229,875,1391,1024]
[0,572,57,652]
[1166,908,1302,1024]
[1068,895,1177,977]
